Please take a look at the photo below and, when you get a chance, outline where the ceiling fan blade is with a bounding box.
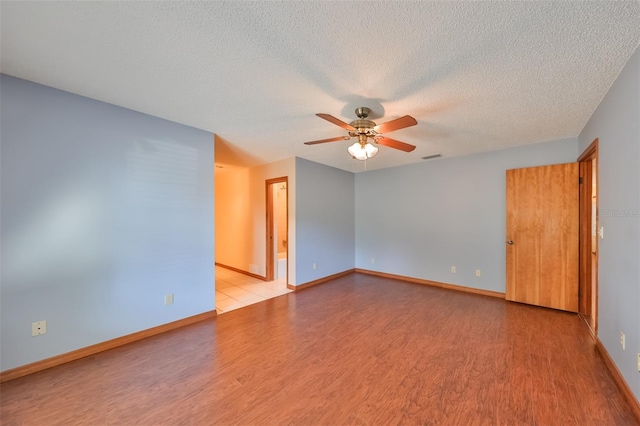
[376,136,416,152]
[304,136,351,145]
[316,113,356,131]
[373,115,417,133]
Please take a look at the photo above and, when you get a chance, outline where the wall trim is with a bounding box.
[355,269,506,299]
[216,262,267,281]
[0,310,217,383]
[287,269,355,291]
[595,338,640,421]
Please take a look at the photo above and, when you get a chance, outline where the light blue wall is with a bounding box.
[355,139,578,292]
[578,46,640,400]
[0,75,215,371]
[295,157,354,284]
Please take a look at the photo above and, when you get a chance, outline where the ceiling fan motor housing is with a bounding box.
[348,122,377,138]
[349,107,378,138]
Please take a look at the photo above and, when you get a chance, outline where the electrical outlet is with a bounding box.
[164,294,174,305]
[32,321,47,336]
[620,332,625,350]
[475,269,481,277]
[313,263,317,270]
[637,353,640,372]
[451,266,456,274]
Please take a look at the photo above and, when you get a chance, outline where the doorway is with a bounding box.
[266,177,288,283]
[578,138,599,335]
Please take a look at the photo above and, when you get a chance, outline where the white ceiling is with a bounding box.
[1,1,639,173]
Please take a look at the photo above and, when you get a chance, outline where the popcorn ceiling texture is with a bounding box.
[1,1,639,173]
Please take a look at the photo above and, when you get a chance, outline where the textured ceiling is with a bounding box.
[1,1,639,173]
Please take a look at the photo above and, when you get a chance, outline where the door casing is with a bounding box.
[578,138,599,334]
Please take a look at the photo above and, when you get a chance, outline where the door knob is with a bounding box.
[506,240,514,245]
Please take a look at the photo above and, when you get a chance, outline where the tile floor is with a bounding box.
[215,265,292,314]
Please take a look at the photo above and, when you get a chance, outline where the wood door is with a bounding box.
[506,163,579,312]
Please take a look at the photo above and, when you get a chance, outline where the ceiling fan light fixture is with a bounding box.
[348,141,378,161]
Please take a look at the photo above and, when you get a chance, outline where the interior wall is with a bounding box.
[355,138,578,293]
[295,157,355,285]
[214,164,251,270]
[578,46,640,401]
[0,75,215,372]
[214,158,296,283]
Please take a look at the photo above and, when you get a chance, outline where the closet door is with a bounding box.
[506,163,579,312]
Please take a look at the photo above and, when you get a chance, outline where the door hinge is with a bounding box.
[579,176,584,184]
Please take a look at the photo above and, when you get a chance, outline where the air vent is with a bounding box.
[421,154,442,160]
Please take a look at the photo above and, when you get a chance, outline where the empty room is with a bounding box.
[1,1,639,425]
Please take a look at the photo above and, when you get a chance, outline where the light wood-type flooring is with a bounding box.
[216,265,291,313]
[1,273,638,425]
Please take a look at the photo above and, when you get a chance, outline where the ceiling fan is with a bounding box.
[304,107,417,161]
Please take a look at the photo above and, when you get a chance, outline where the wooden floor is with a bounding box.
[1,273,638,425]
